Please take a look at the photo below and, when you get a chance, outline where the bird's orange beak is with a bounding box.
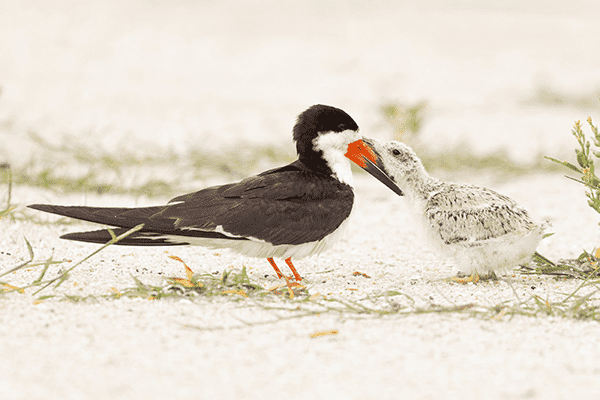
[345,139,403,196]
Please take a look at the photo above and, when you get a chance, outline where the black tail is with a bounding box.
[28,203,185,246]
[28,203,247,246]
[28,204,168,228]
[60,228,186,246]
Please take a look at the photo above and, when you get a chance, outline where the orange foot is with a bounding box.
[268,279,306,299]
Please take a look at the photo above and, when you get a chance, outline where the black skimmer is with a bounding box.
[29,105,403,284]
[362,137,548,281]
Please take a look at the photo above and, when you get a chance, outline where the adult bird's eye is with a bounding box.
[392,149,401,156]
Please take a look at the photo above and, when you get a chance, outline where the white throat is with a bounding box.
[312,130,359,187]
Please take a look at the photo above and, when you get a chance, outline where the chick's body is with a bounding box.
[366,138,547,276]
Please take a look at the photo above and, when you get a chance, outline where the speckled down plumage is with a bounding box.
[364,138,548,275]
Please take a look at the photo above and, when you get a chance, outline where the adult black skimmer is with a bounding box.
[362,137,548,281]
[28,105,403,284]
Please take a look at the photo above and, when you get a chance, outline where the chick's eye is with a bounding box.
[392,149,401,156]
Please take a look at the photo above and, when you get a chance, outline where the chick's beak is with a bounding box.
[345,139,403,196]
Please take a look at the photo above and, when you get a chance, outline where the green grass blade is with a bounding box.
[0,237,35,278]
[32,223,145,294]
[544,156,582,173]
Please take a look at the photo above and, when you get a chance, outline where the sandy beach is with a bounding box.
[2,1,600,398]
[3,172,600,399]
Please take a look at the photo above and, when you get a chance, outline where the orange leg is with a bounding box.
[285,257,302,282]
[267,257,284,279]
[266,258,306,298]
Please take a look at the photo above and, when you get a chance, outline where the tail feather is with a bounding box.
[28,204,168,229]
[28,203,251,247]
[60,229,187,246]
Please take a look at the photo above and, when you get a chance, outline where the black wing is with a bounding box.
[28,160,354,246]
[162,160,354,245]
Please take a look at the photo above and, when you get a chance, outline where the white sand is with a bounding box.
[2,173,600,400]
[2,1,600,398]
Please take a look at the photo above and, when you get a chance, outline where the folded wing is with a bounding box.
[28,160,354,246]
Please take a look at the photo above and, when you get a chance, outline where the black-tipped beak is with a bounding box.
[345,139,403,196]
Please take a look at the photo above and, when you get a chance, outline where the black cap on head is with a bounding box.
[293,105,359,175]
